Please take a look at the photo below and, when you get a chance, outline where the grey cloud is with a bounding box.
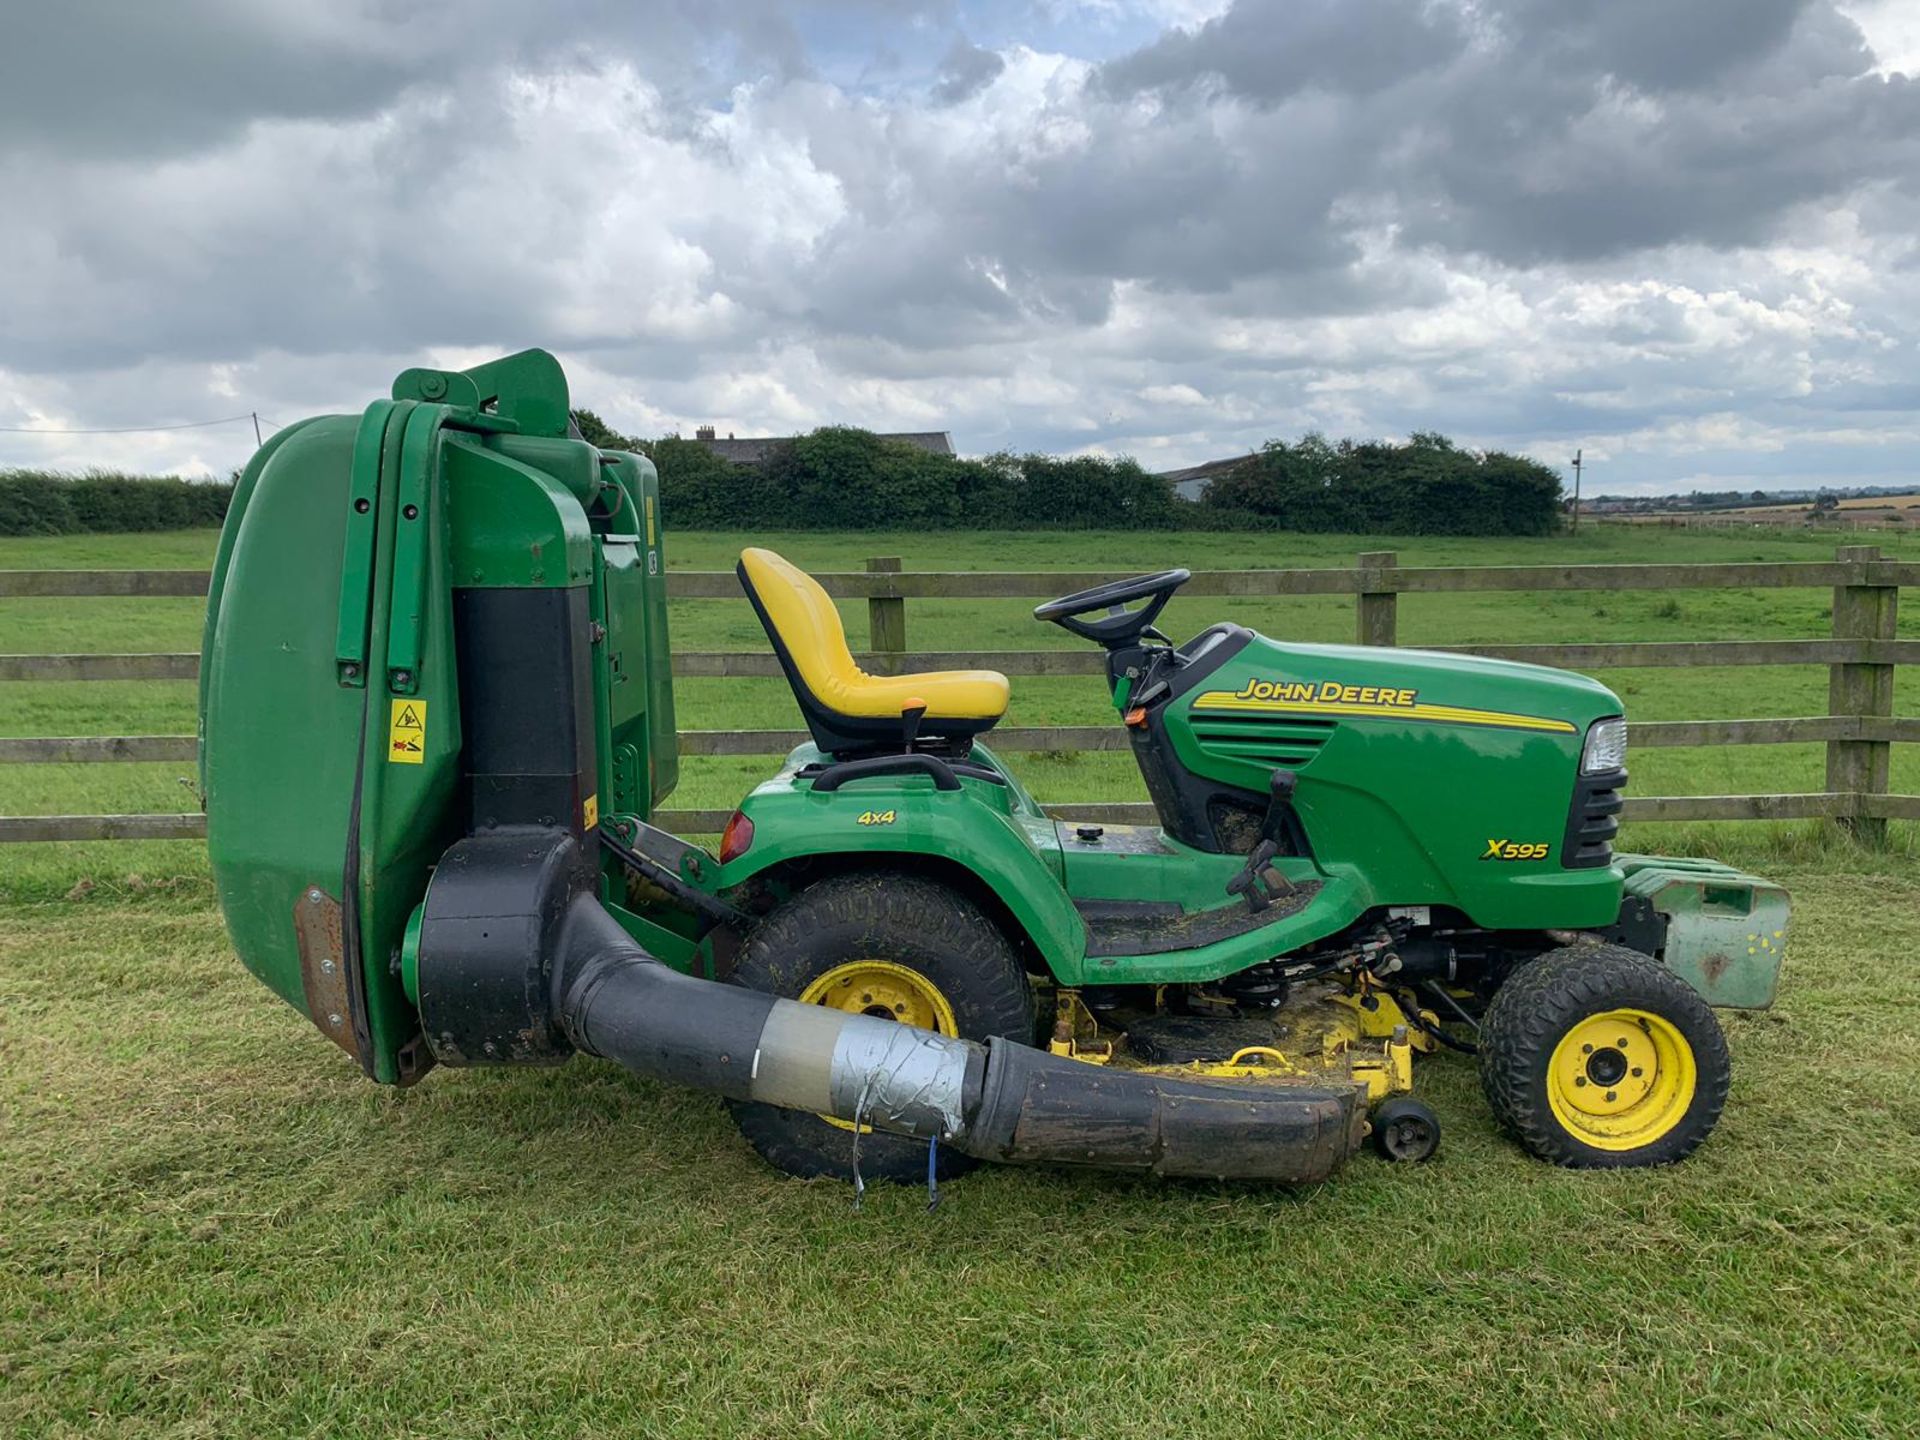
[1098,0,1467,104]
[0,1,419,158]
[932,38,1006,102]
[1400,60,1920,262]
[1093,0,1919,268]
[0,0,823,160]
[1498,0,1817,94]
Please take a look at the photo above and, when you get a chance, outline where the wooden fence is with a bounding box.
[2,546,1915,845]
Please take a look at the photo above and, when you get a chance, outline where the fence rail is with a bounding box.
[2,546,1912,844]
[7,558,1919,601]
[11,638,1920,684]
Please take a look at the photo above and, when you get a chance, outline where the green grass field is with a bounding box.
[3,523,1919,1437]
[3,522,1914,896]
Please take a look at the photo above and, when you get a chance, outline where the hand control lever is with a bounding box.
[900,698,927,751]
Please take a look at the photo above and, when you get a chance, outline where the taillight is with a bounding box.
[719,810,755,864]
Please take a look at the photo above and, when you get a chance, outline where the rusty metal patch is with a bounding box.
[294,887,366,1066]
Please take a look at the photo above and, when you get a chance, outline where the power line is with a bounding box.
[0,413,261,435]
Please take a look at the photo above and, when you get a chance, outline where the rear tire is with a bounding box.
[726,871,1036,1183]
[1479,943,1730,1168]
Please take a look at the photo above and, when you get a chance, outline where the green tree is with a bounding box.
[568,408,636,450]
[1202,433,1561,536]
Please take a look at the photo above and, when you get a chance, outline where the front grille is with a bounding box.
[1563,766,1626,868]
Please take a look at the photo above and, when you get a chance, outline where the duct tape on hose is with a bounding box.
[750,1001,974,1140]
[828,1019,975,1140]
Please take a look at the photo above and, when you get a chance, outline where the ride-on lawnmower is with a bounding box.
[201,351,1788,1188]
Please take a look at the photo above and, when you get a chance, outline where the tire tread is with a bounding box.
[1478,943,1731,1168]
[726,870,1036,1183]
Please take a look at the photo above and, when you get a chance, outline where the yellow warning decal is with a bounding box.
[583,794,600,830]
[644,494,656,546]
[388,699,427,764]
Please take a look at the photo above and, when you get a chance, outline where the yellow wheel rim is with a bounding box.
[797,961,958,1133]
[1545,1008,1697,1152]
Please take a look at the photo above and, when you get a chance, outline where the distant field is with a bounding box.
[0,523,1916,896]
[1697,491,1920,517]
[1616,492,1920,527]
[1733,491,1920,516]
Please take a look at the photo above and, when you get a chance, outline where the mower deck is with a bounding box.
[1045,981,1428,1107]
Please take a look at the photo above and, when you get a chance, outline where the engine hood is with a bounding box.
[1152,629,1629,930]
[1256,640,1624,725]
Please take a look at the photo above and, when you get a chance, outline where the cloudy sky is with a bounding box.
[2,0,1917,495]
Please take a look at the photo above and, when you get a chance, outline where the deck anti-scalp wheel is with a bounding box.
[1369,1097,1441,1162]
[726,871,1036,1183]
[1478,943,1731,1167]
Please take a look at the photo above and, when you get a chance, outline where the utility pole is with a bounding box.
[251,412,263,447]
[1570,448,1583,533]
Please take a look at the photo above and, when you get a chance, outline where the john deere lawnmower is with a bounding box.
[200,351,1788,1189]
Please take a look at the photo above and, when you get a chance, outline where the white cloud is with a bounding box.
[1839,0,1920,74]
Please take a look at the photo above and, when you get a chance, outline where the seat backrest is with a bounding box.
[738,547,861,711]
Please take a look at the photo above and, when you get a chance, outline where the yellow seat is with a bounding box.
[737,547,1009,751]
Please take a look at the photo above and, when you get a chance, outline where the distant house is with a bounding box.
[692,425,956,466]
[1157,453,1252,502]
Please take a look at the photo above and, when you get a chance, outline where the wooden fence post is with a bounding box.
[1827,544,1897,846]
[1356,551,1398,646]
[866,556,906,674]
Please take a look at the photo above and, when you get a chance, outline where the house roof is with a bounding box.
[1156,453,1253,500]
[697,431,955,465]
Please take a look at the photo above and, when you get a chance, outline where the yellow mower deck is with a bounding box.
[1045,983,1432,1106]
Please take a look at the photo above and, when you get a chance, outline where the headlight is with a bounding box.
[1581,716,1627,775]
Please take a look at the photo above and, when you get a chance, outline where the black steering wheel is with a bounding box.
[1033,569,1191,649]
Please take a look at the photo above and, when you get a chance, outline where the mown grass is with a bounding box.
[3,523,1919,1436]
[3,865,1918,1438]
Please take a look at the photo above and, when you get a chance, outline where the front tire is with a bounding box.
[726,871,1037,1183]
[1479,943,1730,1168]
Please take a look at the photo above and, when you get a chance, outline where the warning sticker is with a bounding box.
[388,699,427,764]
[583,794,600,830]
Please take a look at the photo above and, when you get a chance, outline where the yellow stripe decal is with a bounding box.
[1192,691,1577,734]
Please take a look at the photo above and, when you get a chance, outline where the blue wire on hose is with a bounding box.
[927,1133,941,1212]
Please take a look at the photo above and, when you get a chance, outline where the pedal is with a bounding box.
[1226,838,1293,912]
